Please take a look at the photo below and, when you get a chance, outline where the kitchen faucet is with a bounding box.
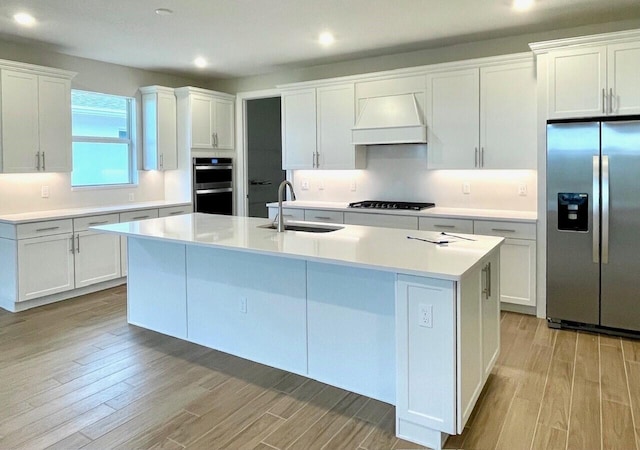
[276,180,296,232]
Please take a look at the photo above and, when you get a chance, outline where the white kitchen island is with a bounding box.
[94,213,503,449]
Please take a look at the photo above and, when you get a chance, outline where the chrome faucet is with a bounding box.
[277,180,296,232]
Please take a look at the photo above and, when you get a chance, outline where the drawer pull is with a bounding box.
[169,211,184,215]
[35,226,60,232]
[314,216,331,220]
[283,214,294,218]
[491,228,516,233]
[88,220,109,226]
[132,216,149,220]
[434,224,456,229]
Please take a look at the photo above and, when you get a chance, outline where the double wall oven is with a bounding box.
[192,157,233,215]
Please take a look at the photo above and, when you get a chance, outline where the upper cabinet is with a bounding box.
[0,61,75,173]
[281,82,365,170]
[426,58,536,169]
[175,87,235,151]
[140,86,177,171]
[531,30,640,119]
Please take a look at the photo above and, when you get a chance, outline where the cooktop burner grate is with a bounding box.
[347,201,435,211]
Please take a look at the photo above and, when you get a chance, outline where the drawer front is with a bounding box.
[0,223,16,240]
[73,213,120,232]
[304,209,344,224]
[17,219,73,239]
[473,220,536,240]
[268,207,305,221]
[120,209,160,223]
[344,212,418,230]
[418,217,474,233]
[158,205,193,218]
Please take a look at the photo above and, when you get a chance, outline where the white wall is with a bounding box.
[292,146,537,211]
[0,39,210,215]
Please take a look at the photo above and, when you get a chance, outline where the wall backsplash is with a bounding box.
[292,145,537,211]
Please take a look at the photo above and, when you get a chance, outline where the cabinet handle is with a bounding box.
[76,235,80,253]
[609,88,614,114]
[474,147,478,167]
[603,88,606,114]
[312,152,316,168]
[283,214,294,218]
[88,220,109,226]
[70,236,75,253]
[168,211,184,215]
[434,224,455,229]
[160,154,164,168]
[35,226,60,232]
[132,216,149,220]
[314,216,331,220]
[42,152,46,171]
[35,152,41,171]
[491,228,516,233]
[481,147,484,167]
[487,262,492,298]
[316,152,320,168]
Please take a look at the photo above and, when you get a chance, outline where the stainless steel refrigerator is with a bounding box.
[547,117,640,334]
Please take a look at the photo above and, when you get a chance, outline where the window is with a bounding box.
[71,90,135,187]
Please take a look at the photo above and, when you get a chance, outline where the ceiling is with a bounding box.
[1,0,640,79]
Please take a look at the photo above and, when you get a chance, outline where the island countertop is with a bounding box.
[95,213,503,281]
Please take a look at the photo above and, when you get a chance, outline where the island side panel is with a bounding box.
[127,237,187,339]
[307,262,395,404]
[396,274,456,450]
[186,246,307,376]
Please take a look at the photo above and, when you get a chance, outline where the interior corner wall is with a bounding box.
[0,39,211,214]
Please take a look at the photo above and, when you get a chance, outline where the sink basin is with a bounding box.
[258,221,343,233]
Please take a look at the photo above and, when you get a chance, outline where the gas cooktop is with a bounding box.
[347,201,435,211]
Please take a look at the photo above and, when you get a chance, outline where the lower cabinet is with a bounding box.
[344,212,418,230]
[74,230,121,288]
[267,207,304,221]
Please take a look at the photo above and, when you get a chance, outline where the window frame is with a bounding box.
[70,89,137,188]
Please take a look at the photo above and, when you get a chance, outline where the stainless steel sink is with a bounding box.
[258,221,343,233]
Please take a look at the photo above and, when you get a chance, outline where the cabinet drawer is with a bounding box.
[344,212,418,230]
[268,207,305,221]
[73,214,120,232]
[120,209,160,223]
[418,217,474,233]
[473,220,536,240]
[159,205,192,218]
[304,209,344,224]
[17,219,73,239]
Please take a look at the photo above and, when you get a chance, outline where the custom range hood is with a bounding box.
[352,93,426,145]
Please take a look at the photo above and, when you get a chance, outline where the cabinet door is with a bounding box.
[38,76,72,172]
[158,91,178,169]
[607,42,640,116]
[190,94,214,148]
[213,98,235,150]
[548,46,607,119]
[316,83,356,169]
[282,89,316,169]
[499,238,536,307]
[480,62,536,169]
[1,70,40,173]
[74,231,121,288]
[481,252,500,379]
[426,68,479,169]
[17,233,74,301]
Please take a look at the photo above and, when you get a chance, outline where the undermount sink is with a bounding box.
[258,221,343,233]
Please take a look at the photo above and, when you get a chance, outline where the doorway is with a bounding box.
[246,97,285,218]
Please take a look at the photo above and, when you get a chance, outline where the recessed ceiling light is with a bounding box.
[194,57,207,68]
[14,12,36,26]
[318,32,335,47]
[155,8,173,16]
[513,0,534,11]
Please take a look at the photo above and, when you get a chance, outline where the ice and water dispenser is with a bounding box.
[557,193,588,232]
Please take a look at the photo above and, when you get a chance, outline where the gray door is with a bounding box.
[546,121,600,324]
[600,120,640,331]
[246,97,285,218]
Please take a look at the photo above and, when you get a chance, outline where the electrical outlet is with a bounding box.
[318,180,325,190]
[41,185,49,198]
[419,303,433,328]
[350,180,357,192]
[239,297,247,314]
[301,179,310,190]
[128,193,135,201]
[462,182,471,195]
[518,183,528,196]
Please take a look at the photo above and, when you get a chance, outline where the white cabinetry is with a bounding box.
[267,207,304,221]
[281,83,365,170]
[426,58,536,169]
[0,62,74,173]
[175,87,235,150]
[119,208,160,277]
[73,214,121,288]
[141,86,177,170]
[303,209,344,224]
[543,39,640,118]
[418,217,473,234]
[158,205,192,217]
[344,212,418,230]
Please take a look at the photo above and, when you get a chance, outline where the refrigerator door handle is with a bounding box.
[593,156,600,264]
[602,155,610,264]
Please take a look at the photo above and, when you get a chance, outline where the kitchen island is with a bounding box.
[94,213,503,449]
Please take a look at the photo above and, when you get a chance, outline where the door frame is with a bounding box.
[235,89,288,217]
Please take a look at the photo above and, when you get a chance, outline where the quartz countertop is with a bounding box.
[0,201,192,225]
[266,201,537,223]
[94,213,503,281]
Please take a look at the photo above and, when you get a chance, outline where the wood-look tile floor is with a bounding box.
[1,287,639,449]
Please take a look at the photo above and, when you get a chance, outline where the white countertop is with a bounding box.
[266,201,537,223]
[95,213,503,281]
[0,201,192,225]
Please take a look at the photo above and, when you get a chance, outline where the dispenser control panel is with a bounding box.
[557,193,588,232]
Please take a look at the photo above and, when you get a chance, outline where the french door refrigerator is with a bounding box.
[547,117,640,334]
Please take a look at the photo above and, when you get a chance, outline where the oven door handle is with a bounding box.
[195,165,233,170]
[195,188,233,194]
